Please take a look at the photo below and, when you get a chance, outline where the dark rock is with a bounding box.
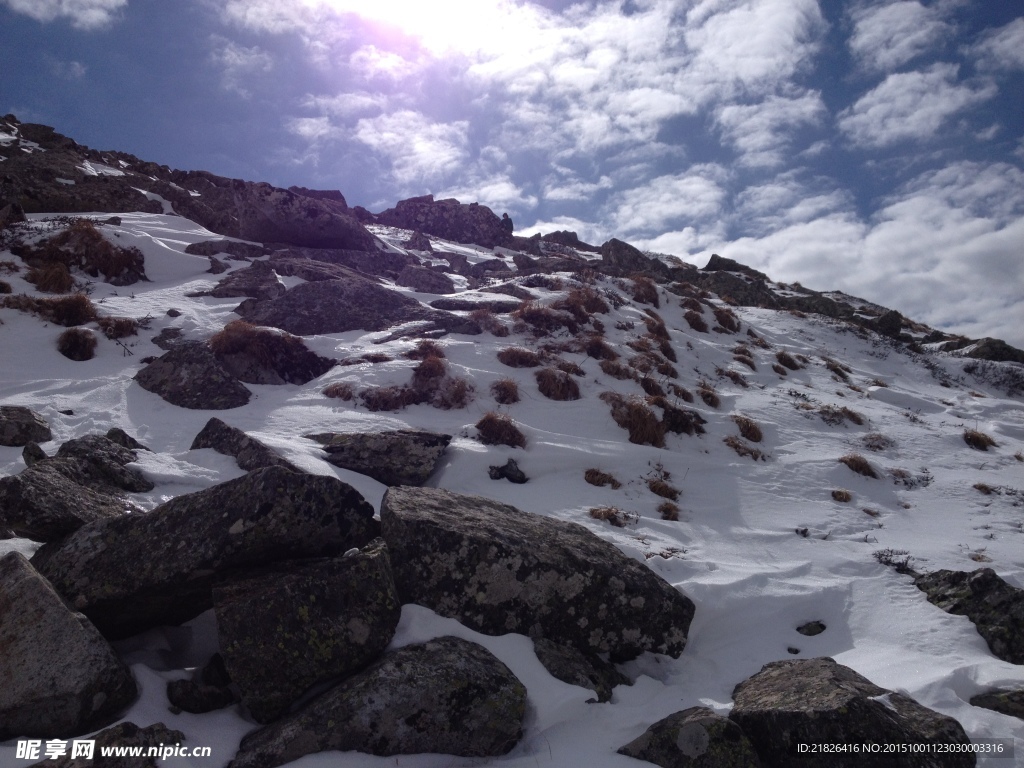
[167,677,237,715]
[191,417,298,472]
[430,297,522,313]
[533,637,628,703]
[32,466,378,639]
[541,230,600,253]
[380,486,695,661]
[214,539,402,723]
[0,552,137,740]
[286,186,348,206]
[229,636,526,768]
[305,430,451,486]
[29,722,186,768]
[914,568,1024,664]
[134,340,252,410]
[104,427,149,451]
[488,457,528,484]
[151,327,183,350]
[206,255,228,274]
[964,338,1024,364]
[211,324,335,386]
[101,216,121,226]
[0,200,28,229]
[396,264,456,294]
[468,257,512,279]
[796,621,826,637]
[618,706,761,768]
[22,441,47,466]
[275,247,412,279]
[483,282,536,301]
[403,230,433,251]
[696,271,780,309]
[351,205,375,223]
[166,308,181,317]
[438,250,469,274]
[266,254,369,282]
[873,310,904,339]
[53,434,153,493]
[209,259,286,300]
[729,658,974,767]
[702,254,770,281]
[970,689,1024,720]
[376,195,515,249]
[0,405,52,446]
[600,238,668,277]
[185,239,269,260]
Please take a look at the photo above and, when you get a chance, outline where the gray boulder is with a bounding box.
[533,637,628,703]
[208,260,286,300]
[166,653,236,714]
[0,405,52,446]
[375,195,514,249]
[191,417,299,472]
[22,441,47,466]
[729,658,974,767]
[134,340,252,410]
[618,706,761,768]
[600,238,668,277]
[53,434,154,493]
[403,230,433,251]
[0,552,137,740]
[970,689,1024,720]
[396,264,456,294]
[229,636,526,768]
[104,427,149,451]
[380,487,695,661]
[32,466,378,639]
[29,722,186,768]
[915,568,1024,664]
[214,539,402,723]
[305,430,451,486]
[185,239,270,260]
[266,254,370,282]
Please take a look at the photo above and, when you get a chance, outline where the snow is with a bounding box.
[1,212,1023,766]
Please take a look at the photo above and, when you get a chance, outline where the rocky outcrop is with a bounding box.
[541,230,600,253]
[167,654,237,715]
[184,239,270,260]
[696,270,780,309]
[729,658,974,767]
[207,260,286,300]
[430,297,522,313]
[0,405,52,446]
[914,568,1024,664]
[375,195,514,249]
[266,254,368,282]
[229,637,526,768]
[533,637,627,703]
[104,427,149,451]
[214,540,401,723]
[702,254,770,281]
[396,264,456,294]
[380,486,695,661]
[134,340,252,410]
[29,722,186,768]
[274,247,412,279]
[210,322,336,386]
[0,552,137,740]
[600,238,668,277]
[970,689,1024,720]
[31,466,378,638]
[53,434,153,493]
[403,230,433,251]
[305,430,451,486]
[618,707,761,768]
[0,200,28,229]
[190,417,298,472]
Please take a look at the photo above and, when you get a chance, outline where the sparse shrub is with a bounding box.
[554,359,585,377]
[411,354,447,391]
[832,489,852,502]
[57,327,97,361]
[839,453,877,478]
[430,376,474,410]
[584,468,621,489]
[716,367,748,388]
[583,335,618,361]
[476,412,526,448]
[823,357,851,381]
[17,218,145,284]
[27,262,74,293]
[658,501,679,521]
[0,280,10,294]
[796,354,811,364]
[713,306,740,333]
[862,508,881,518]
[360,385,419,411]
[630,276,659,307]
[403,339,446,359]
[818,405,865,427]
[648,396,706,435]
[668,383,693,403]
[963,429,996,451]
[491,378,520,404]
[723,435,763,461]
[210,319,330,383]
[647,478,680,501]
[96,316,139,339]
[600,392,665,447]
[1015,451,1023,462]
[535,368,581,401]
[776,350,800,370]
[643,310,669,339]
[323,382,355,400]
[733,354,756,371]
[873,548,915,574]
[48,294,98,326]
[556,286,609,322]
[684,310,708,333]
[869,379,889,388]
[732,415,763,442]
[640,377,665,397]
[973,482,995,495]
[697,381,720,408]
[512,301,578,336]
[680,296,703,313]
[863,433,895,452]
[497,346,543,368]
[589,506,629,527]
[656,338,677,363]
[772,364,788,376]
[0,260,19,274]
[599,359,637,381]
[469,308,510,337]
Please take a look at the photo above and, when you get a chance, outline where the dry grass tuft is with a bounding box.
[648,396,706,435]
[776,350,800,370]
[717,366,749,388]
[831,489,852,502]
[600,392,665,447]
[733,354,757,371]
[697,381,721,408]
[713,306,740,333]
[732,414,763,442]
[863,432,895,452]
[512,301,579,336]
[535,367,581,401]
[323,382,355,400]
[839,453,877,478]
[491,378,520,404]
[584,468,622,489]
[497,346,543,368]
[658,501,680,521]
[555,286,610,322]
[630,276,659,307]
[684,309,708,333]
[430,376,475,410]
[27,262,74,293]
[772,363,788,376]
[818,405,865,426]
[411,354,448,391]
[96,316,139,340]
[210,319,325,380]
[640,377,666,397]
[668,382,694,403]
[583,334,618,361]
[360,385,419,411]
[973,482,995,495]
[963,429,997,451]
[476,412,526,448]
[469,307,510,337]
[589,506,627,527]
[2,293,104,326]
[647,478,680,501]
[599,359,637,381]
[723,435,764,461]
[57,327,97,361]
[403,339,446,359]
[823,356,852,381]
[0,280,11,294]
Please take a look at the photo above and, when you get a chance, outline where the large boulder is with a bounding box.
[0,552,137,740]
[970,689,1024,720]
[914,568,1024,664]
[52,434,154,493]
[375,195,514,249]
[600,238,668,277]
[207,260,286,300]
[396,264,456,294]
[729,658,974,767]
[305,430,451,486]
[541,230,600,253]
[274,246,412,279]
[214,539,402,723]
[29,722,186,768]
[380,487,695,661]
[31,466,378,639]
[134,341,252,410]
[184,239,270,260]
[190,417,299,472]
[229,636,526,768]
[533,637,628,703]
[0,405,52,446]
[210,322,336,385]
[618,707,761,768]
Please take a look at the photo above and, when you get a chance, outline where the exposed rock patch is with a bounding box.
[0,405,52,446]
[134,340,252,410]
[191,417,298,472]
[29,722,186,768]
[184,239,270,260]
[207,260,285,300]
[533,637,628,703]
[167,653,238,715]
[305,430,451,486]
[488,457,528,484]
[210,320,335,385]
[376,194,514,249]
[618,706,761,768]
[600,238,668,277]
[970,689,1024,720]
[396,264,456,294]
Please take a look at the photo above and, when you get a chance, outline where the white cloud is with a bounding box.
[714,91,826,167]
[354,111,469,186]
[837,63,996,147]
[437,174,537,213]
[301,92,387,118]
[47,58,87,79]
[209,36,273,98]
[286,116,341,143]
[970,17,1024,72]
[2,0,126,28]
[612,165,730,233]
[543,174,614,202]
[848,1,952,73]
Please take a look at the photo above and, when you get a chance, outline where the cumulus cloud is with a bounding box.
[612,165,730,233]
[438,173,538,213]
[2,0,126,29]
[848,1,952,73]
[209,36,273,98]
[354,111,469,186]
[48,58,87,79]
[714,91,826,167]
[837,63,996,147]
[970,18,1024,72]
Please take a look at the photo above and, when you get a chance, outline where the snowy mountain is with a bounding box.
[1,120,1023,768]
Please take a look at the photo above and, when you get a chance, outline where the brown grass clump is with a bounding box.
[648,396,707,435]
[2,293,101,327]
[403,339,446,359]
[96,316,139,339]
[583,335,618,361]
[772,363,788,376]
[555,286,609,323]
[647,478,680,501]
[360,385,419,411]
[1015,451,1023,462]
[658,501,680,521]
[818,405,865,426]
[0,260,19,274]
[832,489,852,502]
[476,412,526,448]
[717,367,749,388]
[535,368,581,401]
[723,435,764,461]
[697,381,721,408]
[656,338,677,363]
[668,383,694,403]
[599,359,637,381]
[27,262,74,293]
[491,378,520,404]
[589,506,629,527]
[839,453,877,478]
[323,382,355,400]
[643,310,670,340]
[732,414,763,442]
[411,355,447,390]
[823,357,852,381]
[584,468,622,489]
[963,429,997,451]
[863,432,895,452]
[973,482,995,495]
[57,327,97,361]
[554,359,585,377]
[684,310,708,333]
[680,296,704,313]
[512,301,578,336]
[600,392,666,447]
[430,376,475,410]
[630,276,659,307]
[0,280,11,294]
[776,350,800,370]
[469,308,510,337]
[497,346,543,368]
[17,218,145,285]
[640,377,666,398]
[713,306,740,333]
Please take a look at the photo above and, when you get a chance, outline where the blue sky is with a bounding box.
[1,0,1022,347]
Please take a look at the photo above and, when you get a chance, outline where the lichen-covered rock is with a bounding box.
[214,539,401,723]
[229,636,526,768]
[914,568,1024,664]
[376,195,514,249]
[207,260,286,300]
[380,486,695,661]
[167,654,237,714]
[533,637,628,702]
[22,441,47,466]
[29,722,186,768]
[970,689,1024,720]
[0,552,137,740]
[53,434,154,493]
[31,466,378,639]
[618,707,761,768]
[104,427,149,452]
[305,430,451,486]
[184,239,270,260]
[396,264,456,294]
[134,340,252,410]
[191,417,298,472]
[0,404,52,446]
[729,658,974,767]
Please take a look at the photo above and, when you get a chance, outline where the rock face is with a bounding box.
[618,707,761,768]
[190,417,298,472]
[0,552,137,740]
[0,405,52,446]
[214,539,402,723]
[184,239,270,260]
[53,434,154,493]
[533,637,627,703]
[970,689,1024,720]
[396,264,456,294]
[600,238,667,276]
[229,636,527,768]
[375,195,514,249]
[306,430,451,486]
[914,568,1024,664]
[207,260,286,300]
[380,487,695,661]
[29,721,186,768]
[31,466,378,638]
[134,340,252,410]
[729,658,974,768]
[541,230,600,253]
